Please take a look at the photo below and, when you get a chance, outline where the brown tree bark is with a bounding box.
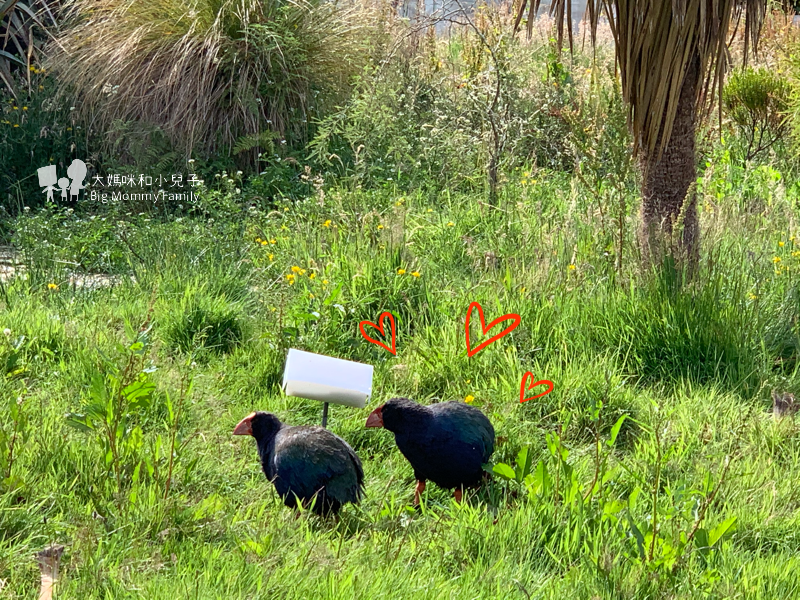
[639,53,701,273]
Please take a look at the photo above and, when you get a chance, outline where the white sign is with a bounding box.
[282,349,373,409]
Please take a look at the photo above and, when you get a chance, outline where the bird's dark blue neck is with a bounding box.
[255,434,278,479]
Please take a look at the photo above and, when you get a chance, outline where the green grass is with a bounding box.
[2,176,800,599]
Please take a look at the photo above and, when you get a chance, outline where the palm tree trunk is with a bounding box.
[639,53,701,272]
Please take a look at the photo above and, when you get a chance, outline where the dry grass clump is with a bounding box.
[49,0,373,155]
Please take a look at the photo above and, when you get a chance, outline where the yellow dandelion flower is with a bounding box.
[286,274,296,284]
[523,172,530,177]
[12,124,18,128]
[255,237,262,243]
[323,220,331,227]
[309,293,315,299]
[446,222,454,227]
[411,271,421,278]
[22,107,27,111]
[269,239,276,244]
[323,279,329,285]
[749,293,758,300]
[284,207,289,212]
[520,286,526,294]
[377,224,384,230]
[427,208,433,213]
[47,283,58,290]
[397,268,406,275]
[464,395,475,404]
[268,253,274,261]
[309,273,316,279]
[291,266,301,273]
[773,256,782,263]
[779,241,785,247]
[299,269,307,275]
[568,264,577,271]
[260,240,268,246]
[466,379,471,384]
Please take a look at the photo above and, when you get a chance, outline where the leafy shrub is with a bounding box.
[11,204,126,274]
[308,11,623,195]
[723,66,791,163]
[49,0,372,162]
[0,71,89,211]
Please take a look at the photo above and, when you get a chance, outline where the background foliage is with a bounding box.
[2,3,800,599]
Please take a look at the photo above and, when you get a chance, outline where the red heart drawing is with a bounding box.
[359,312,397,355]
[519,371,554,403]
[465,301,521,358]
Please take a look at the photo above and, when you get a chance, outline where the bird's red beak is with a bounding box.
[365,405,384,428]
[233,413,255,436]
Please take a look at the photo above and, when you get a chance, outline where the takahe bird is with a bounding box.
[365,397,495,504]
[233,411,365,515]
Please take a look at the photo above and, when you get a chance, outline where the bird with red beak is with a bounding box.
[364,405,383,428]
[365,397,494,506]
[233,411,364,516]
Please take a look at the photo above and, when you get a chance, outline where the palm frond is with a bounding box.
[515,0,770,155]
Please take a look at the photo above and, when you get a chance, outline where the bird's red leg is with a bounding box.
[414,480,426,506]
[454,487,463,503]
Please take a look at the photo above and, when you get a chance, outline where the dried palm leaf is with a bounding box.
[514,0,770,156]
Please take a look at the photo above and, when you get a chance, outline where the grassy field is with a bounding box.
[1,170,800,599]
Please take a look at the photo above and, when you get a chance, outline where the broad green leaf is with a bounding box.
[627,513,646,561]
[145,456,154,478]
[65,414,95,433]
[515,446,533,483]
[628,486,641,510]
[607,415,628,446]
[529,460,550,497]
[708,516,737,547]
[694,528,710,556]
[88,373,108,404]
[545,432,557,457]
[84,402,106,421]
[128,426,144,452]
[492,463,516,480]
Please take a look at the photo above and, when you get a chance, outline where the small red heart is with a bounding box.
[519,371,554,403]
[359,312,397,355]
[465,302,521,358]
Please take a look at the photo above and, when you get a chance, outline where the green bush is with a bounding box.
[0,71,89,211]
[723,66,791,163]
[308,15,626,195]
